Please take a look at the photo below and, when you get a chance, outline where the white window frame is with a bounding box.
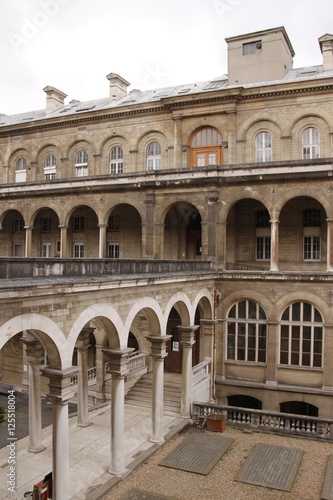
[255,132,272,162]
[303,235,321,261]
[256,235,271,260]
[44,154,56,180]
[110,146,123,174]
[75,149,88,177]
[42,242,52,257]
[108,243,119,259]
[73,243,84,258]
[302,127,320,159]
[15,157,27,182]
[147,141,161,171]
[13,243,22,257]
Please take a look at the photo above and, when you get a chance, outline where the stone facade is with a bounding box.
[1,25,333,422]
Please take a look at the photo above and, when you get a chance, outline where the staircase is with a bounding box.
[125,373,181,415]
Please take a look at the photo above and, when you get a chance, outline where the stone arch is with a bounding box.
[164,292,192,328]
[275,292,329,323]
[271,191,330,219]
[68,304,124,356]
[193,288,214,322]
[125,297,163,341]
[238,113,281,142]
[221,289,271,318]
[290,112,331,159]
[220,191,271,224]
[0,313,65,368]
[136,130,170,171]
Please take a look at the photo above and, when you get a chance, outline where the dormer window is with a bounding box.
[243,40,262,55]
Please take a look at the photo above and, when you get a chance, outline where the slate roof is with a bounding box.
[1,64,333,128]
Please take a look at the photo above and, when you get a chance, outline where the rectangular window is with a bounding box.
[75,166,88,177]
[73,243,84,258]
[243,40,262,55]
[13,243,22,257]
[42,217,51,232]
[108,243,119,259]
[256,236,271,260]
[14,218,24,233]
[42,242,51,257]
[108,215,120,231]
[304,236,320,260]
[74,216,85,231]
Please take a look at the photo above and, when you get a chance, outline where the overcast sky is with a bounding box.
[1,0,332,115]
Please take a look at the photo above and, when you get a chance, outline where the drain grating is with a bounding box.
[235,443,303,491]
[322,455,333,500]
[159,433,234,475]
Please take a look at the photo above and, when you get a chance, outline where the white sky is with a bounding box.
[1,0,332,115]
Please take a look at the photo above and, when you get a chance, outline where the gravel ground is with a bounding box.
[102,424,333,500]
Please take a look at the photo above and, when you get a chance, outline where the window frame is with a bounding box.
[73,216,85,232]
[108,243,120,259]
[73,243,84,258]
[110,146,124,175]
[44,153,56,180]
[190,127,223,167]
[147,141,162,171]
[255,132,272,162]
[279,302,323,368]
[75,149,88,177]
[302,127,320,160]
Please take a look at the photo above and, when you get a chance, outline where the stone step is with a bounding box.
[125,375,181,413]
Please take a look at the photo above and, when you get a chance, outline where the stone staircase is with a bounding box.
[125,373,181,415]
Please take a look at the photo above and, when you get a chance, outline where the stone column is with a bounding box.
[22,334,45,453]
[98,223,107,258]
[24,226,33,257]
[103,348,134,475]
[76,328,93,427]
[270,219,279,271]
[173,115,183,168]
[144,194,155,258]
[40,366,78,500]
[95,344,106,401]
[146,335,172,443]
[226,109,236,164]
[206,194,219,261]
[326,219,333,272]
[179,326,198,418]
[200,319,216,399]
[265,321,279,386]
[322,323,333,392]
[59,224,68,258]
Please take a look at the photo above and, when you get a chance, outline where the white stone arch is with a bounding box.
[125,297,164,342]
[164,292,192,327]
[0,313,65,368]
[193,288,214,321]
[68,303,124,355]
[221,289,271,319]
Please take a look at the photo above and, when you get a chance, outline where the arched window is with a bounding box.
[147,141,161,170]
[44,154,56,180]
[190,127,223,167]
[302,127,320,159]
[15,157,27,182]
[110,146,123,174]
[255,132,272,162]
[75,149,88,177]
[227,300,267,362]
[280,302,323,367]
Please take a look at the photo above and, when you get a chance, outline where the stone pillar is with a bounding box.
[22,334,45,453]
[265,321,279,386]
[146,335,172,443]
[217,221,227,268]
[95,344,106,401]
[76,328,93,427]
[98,224,107,258]
[24,226,33,257]
[206,194,219,261]
[144,194,155,258]
[103,348,134,475]
[322,324,333,391]
[59,225,68,258]
[200,319,216,398]
[326,219,333,272]
[22,338,29,392]
[270,219,279,271]
[40,366,78,500]
[226,109,236,164]
[179,326,198,418]
[173,115,183,168]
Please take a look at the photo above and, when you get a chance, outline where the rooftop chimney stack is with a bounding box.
[43,86,67,114]
[106,73,130,102]
[319,34,333,71]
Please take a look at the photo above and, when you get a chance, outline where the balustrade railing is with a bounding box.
[192,360,211,386]
[192,402,333,441]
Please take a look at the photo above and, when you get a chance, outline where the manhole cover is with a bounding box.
[236,443,303,491]
[159,433,234,475]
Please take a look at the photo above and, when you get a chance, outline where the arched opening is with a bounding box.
[280,401,318,417]
[189,127,223,167]
[228,394,262,410]
[163,202,202,260]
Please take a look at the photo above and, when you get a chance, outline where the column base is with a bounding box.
[28,444,45,453]
[108,466,128,477]
[149,435,164,444]
[77,420,91,428]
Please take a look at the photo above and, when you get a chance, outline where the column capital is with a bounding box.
[41,366,78,402]
[146,335,172,359]
[103,348,134,377]
[178,325,198,346]
[22,335,44,365]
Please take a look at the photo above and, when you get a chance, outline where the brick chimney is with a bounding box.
[319,34,333,71]
[43,86,68,114]
[106,73,130,102]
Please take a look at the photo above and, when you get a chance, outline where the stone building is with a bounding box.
[1,26,333,498]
